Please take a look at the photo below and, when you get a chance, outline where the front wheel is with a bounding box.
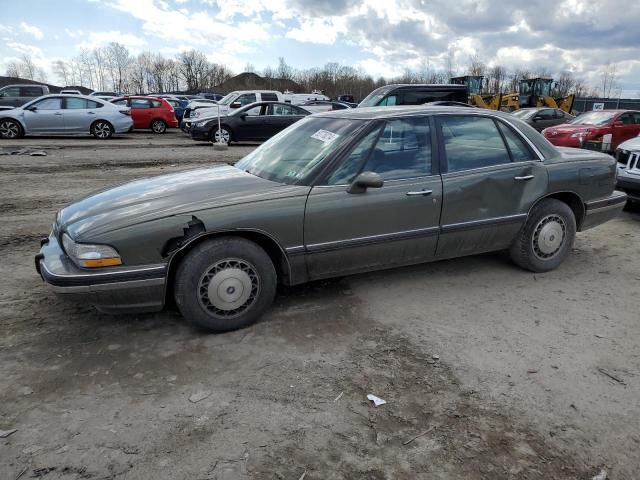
[210,126,231,145]
[509,199,576,272]
[0,119,23,139]
[91,120,113,139]
[174,237,277,332]
[151,119,166,134]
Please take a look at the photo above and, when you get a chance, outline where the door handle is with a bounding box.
[514,175,534,181]
[87,111,95,115]
[406,190,433,196]
[54,112,63,116]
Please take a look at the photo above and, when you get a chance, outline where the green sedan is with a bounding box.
[36,106,627,332]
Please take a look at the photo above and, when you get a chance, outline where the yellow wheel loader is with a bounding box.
[450,76,503,110]
[501,78,575,113]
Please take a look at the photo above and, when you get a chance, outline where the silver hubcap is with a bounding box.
[0,121,19,138]
[94,123,110,138]
[198,259,259,318]
[214,128,230,143]
[532,214,566,259]
[152,121,164,133]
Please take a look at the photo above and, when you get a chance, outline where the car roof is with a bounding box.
[315,105,511,120]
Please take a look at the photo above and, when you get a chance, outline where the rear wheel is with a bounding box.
[91,120,113,139]
[0,119,23,139]
[210,126,231,145]
[174,237,277,332]
[151,119,166,134]
[509,199,576,272]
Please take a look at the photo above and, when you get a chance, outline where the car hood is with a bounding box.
[545,124,602,134]
[617,136,640,151]
[58,165,306,240]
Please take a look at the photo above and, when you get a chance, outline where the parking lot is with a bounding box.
[1,131,639,479]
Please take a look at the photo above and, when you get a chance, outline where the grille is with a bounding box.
[627,152,640,173]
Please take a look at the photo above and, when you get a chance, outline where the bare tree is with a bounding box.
[601,63,619,98]
[106,42,131,92]
[20,54,37,80]
[467,54,485,77]
[5,61,21,77]
[52,60,70,85]
[277,57,294,81]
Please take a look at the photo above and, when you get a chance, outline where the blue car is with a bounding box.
[164,98,188,122]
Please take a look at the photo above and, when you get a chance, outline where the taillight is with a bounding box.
[119,109,131,116]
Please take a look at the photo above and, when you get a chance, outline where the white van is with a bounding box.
[184,90,284,129]
[283,90,330,105]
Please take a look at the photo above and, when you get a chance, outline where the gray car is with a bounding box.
[36,106,626,332]
[0,94,133,139]
[512,107,574,131]
[616,136,640,202]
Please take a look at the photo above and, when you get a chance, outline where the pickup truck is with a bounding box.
[0,84,49,110]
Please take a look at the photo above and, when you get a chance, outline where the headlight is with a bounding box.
[62,233,122,268]
[570,131,592,138]
[191,110,199,118]
[195,121,208,127]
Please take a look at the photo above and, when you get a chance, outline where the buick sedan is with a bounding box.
[36,106,626,332]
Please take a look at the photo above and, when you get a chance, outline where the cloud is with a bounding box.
[77,31,148,51]
[19,22,44,40]
[7,41,44,58]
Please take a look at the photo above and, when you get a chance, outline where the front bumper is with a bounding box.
[616,164,640,201]
[581,190,628,230]
[36,233,166,314]
[190,125,211,141]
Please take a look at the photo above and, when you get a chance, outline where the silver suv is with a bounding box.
[0,84,50,109]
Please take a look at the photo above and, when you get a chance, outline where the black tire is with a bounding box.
[174,237,277,332]
[151,119,166,134]
[210,125,232,145]
[0,119,23,139]
[509,199,576,272]
[91,120,114,139]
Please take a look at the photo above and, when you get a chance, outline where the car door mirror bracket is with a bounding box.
[347,171,384,194]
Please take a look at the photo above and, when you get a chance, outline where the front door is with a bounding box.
[23,97,65,133]
[611,112,640,149]
[234,104,267,140]
[304,117,442,279]
[435,114,548,258]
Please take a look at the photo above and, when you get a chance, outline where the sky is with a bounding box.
[0,0,639,96]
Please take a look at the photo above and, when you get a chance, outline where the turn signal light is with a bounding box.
[80,258,123,268]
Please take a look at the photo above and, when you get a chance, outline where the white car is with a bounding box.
[60,89,82,95]
[283,90,330,105]
[0,94,133,139]
[616,135,640,202]
[182,90,283,131]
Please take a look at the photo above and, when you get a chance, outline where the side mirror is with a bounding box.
[230,101,241,109]
[239,112,248,119]
[532,115,542,121]
[25,105,37,111]
[347,171,384,194]
[613,120,624,127]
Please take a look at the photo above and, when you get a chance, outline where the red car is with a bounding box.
[542,109,640,152]
[111,96,178,133]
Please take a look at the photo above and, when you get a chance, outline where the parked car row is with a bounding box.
[0,93,181,138]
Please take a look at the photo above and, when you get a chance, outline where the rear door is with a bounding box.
[304,117,442,279]
[266,104,308,138]
[435,114,548,258]
[23,97,65,133]
[63,97,102,132]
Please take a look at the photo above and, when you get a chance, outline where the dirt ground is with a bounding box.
[0,131,638,479]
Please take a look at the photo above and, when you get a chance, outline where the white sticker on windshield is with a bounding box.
[311,129,340,144]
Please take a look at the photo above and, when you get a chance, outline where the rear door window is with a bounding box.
[439,116,511,172]
[150,100,162,108]
[496,122,534,162]
[20,86,43,96]
[261,93,278,102]
[65,97,88,109]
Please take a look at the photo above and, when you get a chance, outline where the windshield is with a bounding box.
[569,111,615,126]
[512,109,537,119]
[235,117,366,184]
[358,86,394,107]
[218,93,238,106]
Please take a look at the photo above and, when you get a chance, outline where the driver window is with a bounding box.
[325,126,382,185]
[33,97,62,110]
[244,105,263,116]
